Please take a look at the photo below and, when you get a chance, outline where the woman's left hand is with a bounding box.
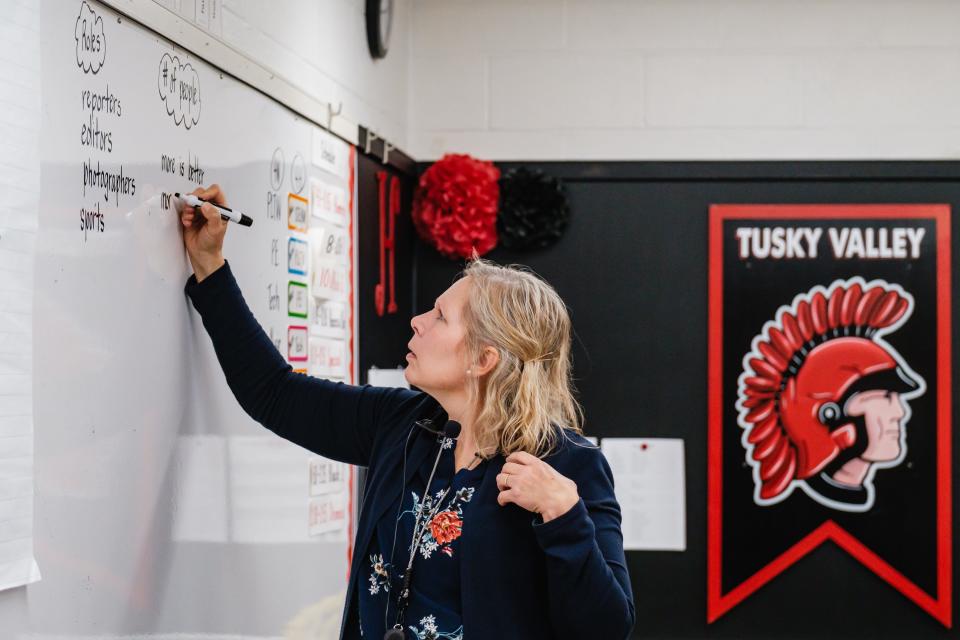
[496,451,580,523]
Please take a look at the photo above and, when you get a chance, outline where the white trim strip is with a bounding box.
[98,0,360,146]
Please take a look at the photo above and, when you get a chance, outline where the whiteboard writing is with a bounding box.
[270,147,284,190]
[79,202,104,241]
[288,237,308,275]
[79,85,120,152]
[290,152,306,194]
[157,53,201,129]
[266,190,282,221]
[81,158,136,204]
[75,2,105,74]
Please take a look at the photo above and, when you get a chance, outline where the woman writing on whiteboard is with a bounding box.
[180,184,635,640]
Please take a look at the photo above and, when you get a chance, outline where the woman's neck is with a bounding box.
[438,396,480,471]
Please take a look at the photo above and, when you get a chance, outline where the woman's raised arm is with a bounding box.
[180,184,414,465]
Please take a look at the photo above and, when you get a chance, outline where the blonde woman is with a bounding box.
[180,185,635,640]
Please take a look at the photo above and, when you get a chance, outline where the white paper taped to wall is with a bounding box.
[0,0,42,592]
[367,367,410,389]
[601,438,686,551]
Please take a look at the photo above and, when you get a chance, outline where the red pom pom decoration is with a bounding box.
[412,154,500,260]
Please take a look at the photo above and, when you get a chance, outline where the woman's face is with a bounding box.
[404,276,473,393]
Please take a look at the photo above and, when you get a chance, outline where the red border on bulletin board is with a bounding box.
[346,144,357,577]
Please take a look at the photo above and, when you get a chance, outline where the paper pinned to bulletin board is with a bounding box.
[601,438,686,551]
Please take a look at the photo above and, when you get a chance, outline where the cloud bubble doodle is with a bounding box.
[158,53,202,129]
[75,1,106,74]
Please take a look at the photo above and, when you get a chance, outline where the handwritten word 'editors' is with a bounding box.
[79,85,122,153]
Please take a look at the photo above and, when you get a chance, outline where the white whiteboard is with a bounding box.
[0,0,360,637]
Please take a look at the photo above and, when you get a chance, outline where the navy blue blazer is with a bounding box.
[186,261,636,639]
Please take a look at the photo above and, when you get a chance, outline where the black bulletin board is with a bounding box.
[404,162,960,639]
[356,151,417,377]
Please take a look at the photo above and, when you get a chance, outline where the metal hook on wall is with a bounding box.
[364,129,394,166]
[365,128,380,155]
[325,101,343,131]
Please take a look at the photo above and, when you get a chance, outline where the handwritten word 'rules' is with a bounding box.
[75,1,105,74]
[158,53,201,129]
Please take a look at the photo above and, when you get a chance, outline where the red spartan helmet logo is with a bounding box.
[737,278,925,511]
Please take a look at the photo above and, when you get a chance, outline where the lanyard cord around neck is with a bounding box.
[383,431,447,637]
[383,439,484,639]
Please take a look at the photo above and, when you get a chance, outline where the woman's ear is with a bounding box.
[471,346,500,377]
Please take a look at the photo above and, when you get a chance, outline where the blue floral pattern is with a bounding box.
[409,614,464,640]
[367,553,391,595]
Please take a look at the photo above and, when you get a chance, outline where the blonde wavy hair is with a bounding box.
[460,258,584,458]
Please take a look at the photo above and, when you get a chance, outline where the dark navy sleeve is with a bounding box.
[532,443,636,640]
[184,260,416,466]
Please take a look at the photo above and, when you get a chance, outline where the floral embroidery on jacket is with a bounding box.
[430,511,462,545]
[367,553,391,595]
[409,614,463,640]
[405,486,474,560]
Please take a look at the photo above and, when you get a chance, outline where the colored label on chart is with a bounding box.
[287,325,308,362]
[288,237,308,275]
[287,192,308,232]
[288,281,308,318]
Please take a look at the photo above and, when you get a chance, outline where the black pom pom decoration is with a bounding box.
[497,167,570,251]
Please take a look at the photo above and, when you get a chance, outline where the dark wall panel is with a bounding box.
[411,162,960,639]
[356,152,417,381]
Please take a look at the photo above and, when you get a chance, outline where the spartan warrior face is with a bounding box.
[736,278,926,513]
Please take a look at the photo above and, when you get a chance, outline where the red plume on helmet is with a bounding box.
[737,278,922,503]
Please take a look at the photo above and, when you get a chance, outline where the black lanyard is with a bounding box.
[383,433,449,639]
[384,442,480,639]
[391,487,450,632]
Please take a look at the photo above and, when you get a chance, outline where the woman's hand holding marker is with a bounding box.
[179,184,227,282]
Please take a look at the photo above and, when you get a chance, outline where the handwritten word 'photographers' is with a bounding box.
[82,158,136,204]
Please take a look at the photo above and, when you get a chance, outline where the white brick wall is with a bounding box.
[158,0,960,161]
[409,0,960,160]
[490,53,645,130]
[197,0,412,149]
